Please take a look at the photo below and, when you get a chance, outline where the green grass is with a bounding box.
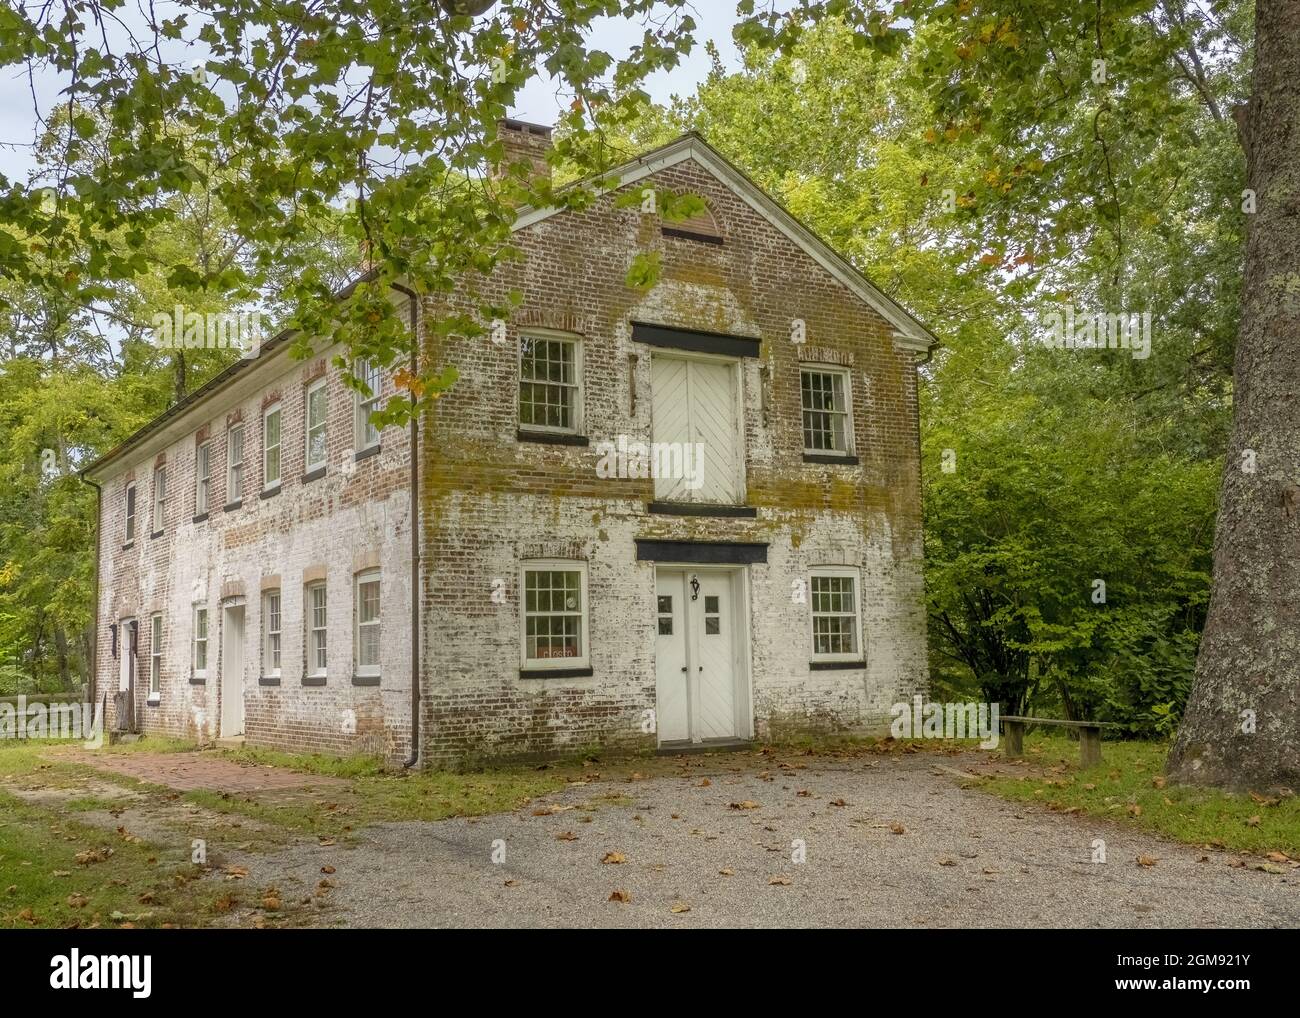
[978,734,1300,858]
[0,787,230,929]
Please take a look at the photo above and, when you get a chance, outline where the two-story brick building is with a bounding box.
[83,122,936,766]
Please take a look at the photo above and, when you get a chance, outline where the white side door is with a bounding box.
[221,604,245,736]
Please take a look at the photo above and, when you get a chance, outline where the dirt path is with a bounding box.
[222,750,1300,928]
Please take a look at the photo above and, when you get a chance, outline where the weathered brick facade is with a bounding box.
[90,333,414,760]
[87,126,931,768]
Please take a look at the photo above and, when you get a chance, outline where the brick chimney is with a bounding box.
[495,118,553,186]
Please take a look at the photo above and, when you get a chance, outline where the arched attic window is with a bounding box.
[661,202,723,246]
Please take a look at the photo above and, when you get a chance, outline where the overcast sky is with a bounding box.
[0,5,743,185]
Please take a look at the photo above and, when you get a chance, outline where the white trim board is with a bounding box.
[512,133,938,354]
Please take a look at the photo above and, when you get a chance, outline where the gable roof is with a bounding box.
[83,131,938,482]
[513,131,940,353]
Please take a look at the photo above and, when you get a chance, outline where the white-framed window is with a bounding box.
[305,379,328,471]
[354,359,383,450]
[192,605,209,676]
[263,589,281,677]
[809,568,861,661]
[151,466,166,533]
[124,483,136,542]
[355,570,381,677]
[227,424,244,503]
[520,561,589,669]
[800,366,853,455]
[519,333,581,433]
[306,581,327,677]
[195,441,211,515]
[263,403,282,489]
[149,613,163,694]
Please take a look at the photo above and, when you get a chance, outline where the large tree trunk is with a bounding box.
[1167,0,1300,791]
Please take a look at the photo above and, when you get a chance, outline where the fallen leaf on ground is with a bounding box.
[556,831,579,841]
[890,823,906,835]
[718,868,734,876]
[729,801,760,810]
[608,890,631,903]
[601,852,626,864]
[670,901,691,914]
[1136,854,1158,867]
[768,875,792,885]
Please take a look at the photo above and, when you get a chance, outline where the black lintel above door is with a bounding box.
[635,539,768,564]
[630,322,762,359]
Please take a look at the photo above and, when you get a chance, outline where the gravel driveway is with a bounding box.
[258,750,1300,928]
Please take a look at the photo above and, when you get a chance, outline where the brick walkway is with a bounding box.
[59,749,346,793]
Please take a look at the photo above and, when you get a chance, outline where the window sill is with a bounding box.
[809,659,866,671]
[259,485,281,500]
[150,530,164,540]
[258,675,281,686]
[302,675,327,687]
[146,694,161,706]
[301,465,326,484]
[188,674,206,685]
[192,512,210,524]
[122,541,134,551]
[355,444,382,462]
[519,666,593,679]
[803,453,859,466]
[517,429,589,447]
[352,673,381,687]
[647,502,757,519]
[223,500,242,513]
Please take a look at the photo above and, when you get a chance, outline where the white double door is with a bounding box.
[650,355,743,504]
[654,568,745,743]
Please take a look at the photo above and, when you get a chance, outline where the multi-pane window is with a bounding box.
[227,425,244,503]
[305,379,328,470]
[124,484,136,542]
[522,563,588,667]
[151,466,166,533]
[195,441,211,514]
[193,606,208,675]
[355,571,381,677]
[800,367,852,454]
[810,571,860,659]
[519,335,580,432]
[263,589,281,677]
[306,582,327,677]
[150,613,163,694]
[263,404,282,489]
[355,359,383,450]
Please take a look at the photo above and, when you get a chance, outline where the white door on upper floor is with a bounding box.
[650,355,743,504]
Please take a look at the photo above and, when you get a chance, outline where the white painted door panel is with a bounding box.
[694,574,736,739]
[654,571,690,742]
[650,356,741,504]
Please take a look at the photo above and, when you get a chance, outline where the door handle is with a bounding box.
[680,666,687,673]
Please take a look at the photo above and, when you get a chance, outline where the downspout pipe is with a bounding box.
[80,472,103,732]
[390,282,422,769]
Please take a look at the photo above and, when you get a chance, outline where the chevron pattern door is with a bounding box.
[650,355,742,503]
